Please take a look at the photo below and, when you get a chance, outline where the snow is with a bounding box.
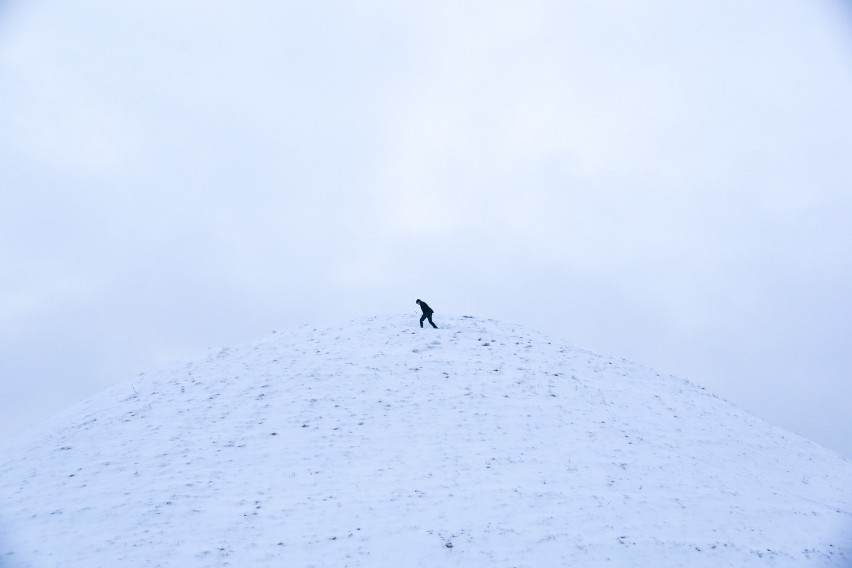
[1,315,850,567]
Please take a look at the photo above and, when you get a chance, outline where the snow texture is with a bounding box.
[1,315,850,567]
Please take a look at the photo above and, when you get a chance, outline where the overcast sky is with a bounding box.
[1,0,851,458]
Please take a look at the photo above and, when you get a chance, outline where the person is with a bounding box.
[416,299,438,328]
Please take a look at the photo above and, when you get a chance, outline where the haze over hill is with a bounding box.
[2,0,852,467]
[1,315,850,567]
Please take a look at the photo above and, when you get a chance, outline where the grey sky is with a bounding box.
[2,0,852,458]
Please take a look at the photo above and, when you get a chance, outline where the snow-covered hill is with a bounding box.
[1,315,850,567]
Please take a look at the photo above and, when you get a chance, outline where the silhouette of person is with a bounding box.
[416,299,438,328]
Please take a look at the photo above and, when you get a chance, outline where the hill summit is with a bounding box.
[1,315,850,567]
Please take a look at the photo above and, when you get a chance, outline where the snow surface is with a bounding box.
[0,315,850,567]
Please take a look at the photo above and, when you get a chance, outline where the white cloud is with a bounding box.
[1,0,851,459]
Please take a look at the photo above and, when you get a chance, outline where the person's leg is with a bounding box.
[427,314,437,328]
[419,315,426,328]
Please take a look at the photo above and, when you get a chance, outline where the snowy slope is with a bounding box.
[0,315,850,567]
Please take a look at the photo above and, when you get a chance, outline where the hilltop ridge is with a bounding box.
[1,315,850,567]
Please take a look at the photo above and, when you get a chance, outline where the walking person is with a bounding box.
[416,299,438,328]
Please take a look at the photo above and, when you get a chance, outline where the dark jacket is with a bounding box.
[418,301,434,315]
